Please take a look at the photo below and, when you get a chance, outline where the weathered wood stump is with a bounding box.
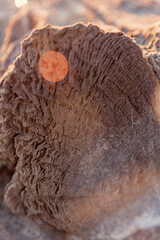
[0,23,159,238]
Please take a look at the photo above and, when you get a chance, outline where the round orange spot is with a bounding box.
[38,51,68,82]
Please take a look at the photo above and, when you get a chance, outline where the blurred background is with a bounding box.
[0,0,160,240]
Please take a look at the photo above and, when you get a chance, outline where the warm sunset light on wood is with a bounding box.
[38,51,68,82]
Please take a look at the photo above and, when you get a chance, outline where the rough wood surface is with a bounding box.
[0,1,160,239]
[0,23,159,239]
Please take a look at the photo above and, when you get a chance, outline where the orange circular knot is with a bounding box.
[38,51,68,82]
